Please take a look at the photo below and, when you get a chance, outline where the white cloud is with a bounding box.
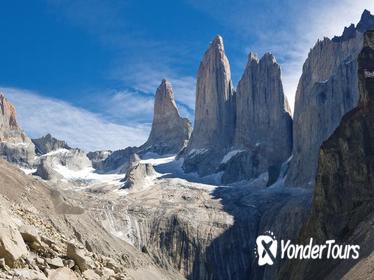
[92,89,155,124]
[115,62,196,119]
[1,87,150,152]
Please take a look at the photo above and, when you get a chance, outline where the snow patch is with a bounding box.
[188,148,208,157]
[19,167,37,175]
[53,164,124,188]
[221,150,244,164]
[140,155,176,166]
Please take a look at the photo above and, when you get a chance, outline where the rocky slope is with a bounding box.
[0,93,36,166]
[140,79,192,155]
[74,157,311,280]
[0,159,183,280]
[280,30,374,280]
[286,9,374,188]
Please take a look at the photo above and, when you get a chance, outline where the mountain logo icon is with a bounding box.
[255,231,278,266]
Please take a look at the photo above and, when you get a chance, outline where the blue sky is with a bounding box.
[0,0,373,151]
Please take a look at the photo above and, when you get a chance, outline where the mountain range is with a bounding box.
[0,9,373,280]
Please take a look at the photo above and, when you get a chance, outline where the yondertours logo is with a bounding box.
[255,231,278,266]
[254,231,360,266]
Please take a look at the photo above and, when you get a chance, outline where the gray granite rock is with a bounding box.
[32,133,71,155]
[280,30,374,280]
[86,150,112,169]
[0,93,36,166]
[121,163,156,191]
[183,37,292,182]
[286,10,374,188]
[224,52,293,184]
[140,79,192,155]
[186,35,235,151]
[95,147,139,174]
[235,52,292,164]
[220,149,268,184]
[182,35,235,176]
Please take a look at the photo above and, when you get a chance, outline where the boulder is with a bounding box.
[0,208,28,267]
[13,268,47,280]
[19,225,42,251]
[46,257,64,268]
[66,242,92,272]
[83,269,100,280]
[48,267,78,280]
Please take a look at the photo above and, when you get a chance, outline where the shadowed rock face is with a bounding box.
[187,35,235,151]
[141,79,192,155]
[234,52,293,172]
[183,37,293,181]
[286,10,374,188]
[280,30,374,280]
[121,163,156,191]
[32,133,71,155]
[182,35,235,176]
[0,93,35,166]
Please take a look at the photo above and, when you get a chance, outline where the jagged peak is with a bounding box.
[260,52,277,64]
[332,9,374,42]
[357,9,374,32]
[246,52,278,65]
[212,34,223,45]
[248,52,259,63]
[157,79,174,99]
[209,34,225,52]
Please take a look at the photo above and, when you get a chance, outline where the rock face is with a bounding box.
[286,10,374,188]
[0,93,35,166]
[219,149,269,184]
[87,150,112,169]
[235,52,292,164]
[32,133,71,155]
[121,163,156,191]
[280,30,374,280]
[222,53,293,184]
[183,36,293,182]
[33,149,92,181]
[140,80,192,155]
[95,147,139,174]
[187,35,235,151]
